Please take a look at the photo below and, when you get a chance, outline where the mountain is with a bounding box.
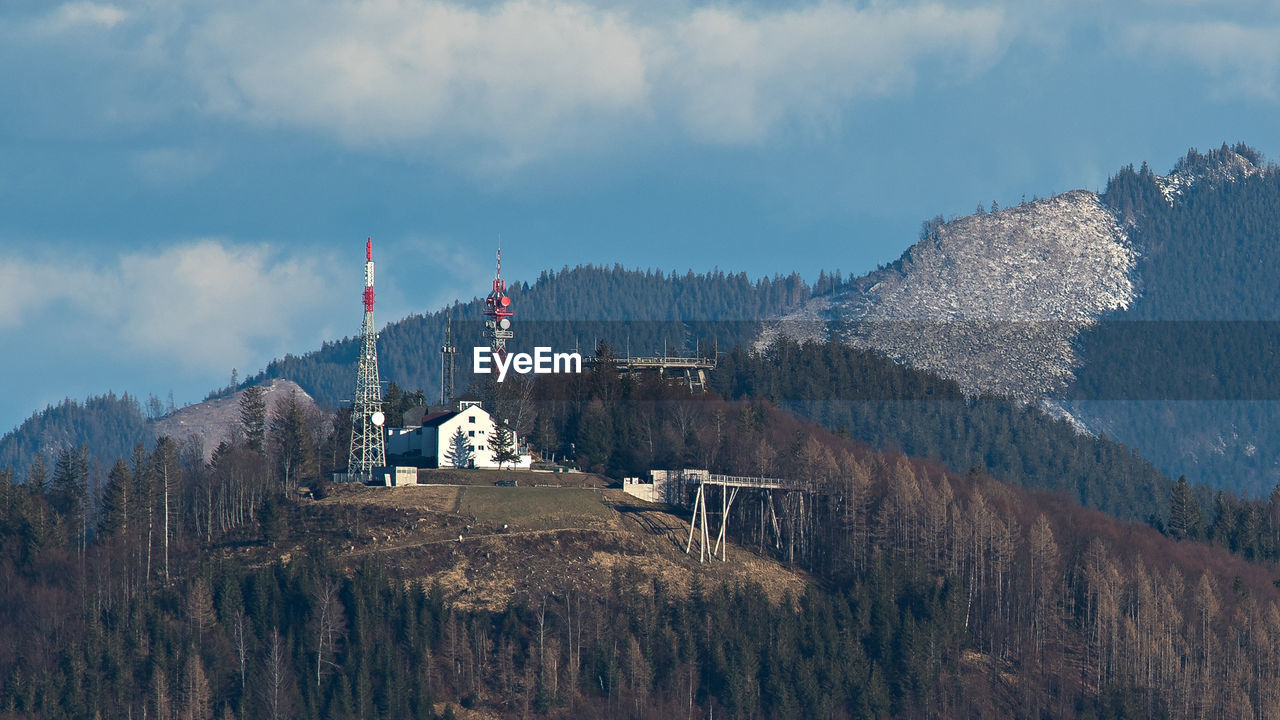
[0,380,320,480]
[245,264,811,408]
[765,143,1280,495]
[154,379,322,461]
[761,189,1136,401]
[0,392,154,481]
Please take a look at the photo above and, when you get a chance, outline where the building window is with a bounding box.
[469,430,475,437]
[478,445,486,451]
[468,416,476,423]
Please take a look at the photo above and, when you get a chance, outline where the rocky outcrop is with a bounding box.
[764,190,1136,401]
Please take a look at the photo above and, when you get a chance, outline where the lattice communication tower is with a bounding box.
[483,247,513,356]
[347,238,386,480]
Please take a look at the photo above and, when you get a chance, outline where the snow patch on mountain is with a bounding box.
[764,190,1136,401]
[1154,145,1264,204]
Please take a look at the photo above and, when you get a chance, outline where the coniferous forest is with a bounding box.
[1065,144,1280,495]
[6,361,1280,719]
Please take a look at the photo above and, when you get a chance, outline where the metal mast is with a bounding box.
[483,246,513,356]
[440,315,456,406]
[348,238,386,481]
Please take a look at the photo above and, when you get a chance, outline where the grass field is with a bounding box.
[415,467,610,488]
[325,483,614,532]
[456,486,612,530]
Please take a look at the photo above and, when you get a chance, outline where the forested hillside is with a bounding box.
[0,394,154,484]
[4,364,1280,718]
[248,265,811,407]
[1063,145,1280,496]
[709,340,1171,523]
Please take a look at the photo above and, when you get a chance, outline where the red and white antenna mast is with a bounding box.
[483,244,513,357]
[348,237,386,481]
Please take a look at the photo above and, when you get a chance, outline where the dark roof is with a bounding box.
[421,410,461,428]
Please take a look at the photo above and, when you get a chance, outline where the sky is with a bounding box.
[1,0,1279,433]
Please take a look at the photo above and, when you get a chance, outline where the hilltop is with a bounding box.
[246,480,808,613]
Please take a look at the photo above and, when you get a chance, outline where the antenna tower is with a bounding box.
[348,238,386,481]
[483,246,513,356]
[440,314,457,406]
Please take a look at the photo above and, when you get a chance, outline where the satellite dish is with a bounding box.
[371,411,385,427]
[498,318,511,330]
[500,296,511,307]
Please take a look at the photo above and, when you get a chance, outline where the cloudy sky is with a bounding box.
[1,0,1278,431]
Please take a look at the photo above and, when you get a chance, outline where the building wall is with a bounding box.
[389,403,529,469]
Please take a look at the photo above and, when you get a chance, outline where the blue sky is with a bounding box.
[1,0,1278,432]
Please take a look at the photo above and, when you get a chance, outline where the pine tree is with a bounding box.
[239,386,267,453]
[50,446,88,553]
[442,427,473,469]
[1169,476,1204,540]
[98,460,132,539]
[26,453,47,494]
[491,424,518,469]
[269,390,316,494]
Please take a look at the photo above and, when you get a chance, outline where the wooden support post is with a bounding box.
[713,487,739,561]
[768,492,782,549]
[686,483,703,556]
[700,482,711,563]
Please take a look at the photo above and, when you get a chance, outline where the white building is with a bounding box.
[386,400,530,469]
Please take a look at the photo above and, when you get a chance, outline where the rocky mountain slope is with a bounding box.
[153,378,322,460]
[762,144,1278,493]
[763,190,1135,400]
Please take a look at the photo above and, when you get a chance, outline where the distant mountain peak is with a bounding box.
[762,189,1136,401]
[1155,143,1266,204]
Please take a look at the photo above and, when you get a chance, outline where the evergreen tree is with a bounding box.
[269,390,316,493]
[1169,475,1204,540]
[98,459,132,539]
[49,446,88,551]
[240,385,267,453]
[491,424,517,470]
[442,428,473,469]
[25,453,47,494]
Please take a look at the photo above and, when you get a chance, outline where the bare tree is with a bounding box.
[262,628,290,720]
[313,578,345,688]
[180,650,212,720]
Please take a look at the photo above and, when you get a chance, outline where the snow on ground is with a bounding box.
[764,190,1137,401]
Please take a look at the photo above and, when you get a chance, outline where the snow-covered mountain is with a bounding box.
[762,190,1136,401]
[763,145,1267,404]
[762,143,1280,494]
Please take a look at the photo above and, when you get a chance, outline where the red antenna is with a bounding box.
[484,243,513,356]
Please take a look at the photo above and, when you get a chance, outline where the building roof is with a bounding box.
[421,410,461,428]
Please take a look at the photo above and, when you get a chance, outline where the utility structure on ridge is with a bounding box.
[347,238,386,481]
[483,247,513,357]
[440,315,456,406]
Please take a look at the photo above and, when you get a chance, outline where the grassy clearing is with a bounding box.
[456,486,612,530]
[416,468,610,488]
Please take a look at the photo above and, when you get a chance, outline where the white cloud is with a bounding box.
[666,3,1007,143]
[40,2,128,33]
[187,0,653,164]
[1125,21,1280,99]
[0,240,346,377]
[178,0,1010,163]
